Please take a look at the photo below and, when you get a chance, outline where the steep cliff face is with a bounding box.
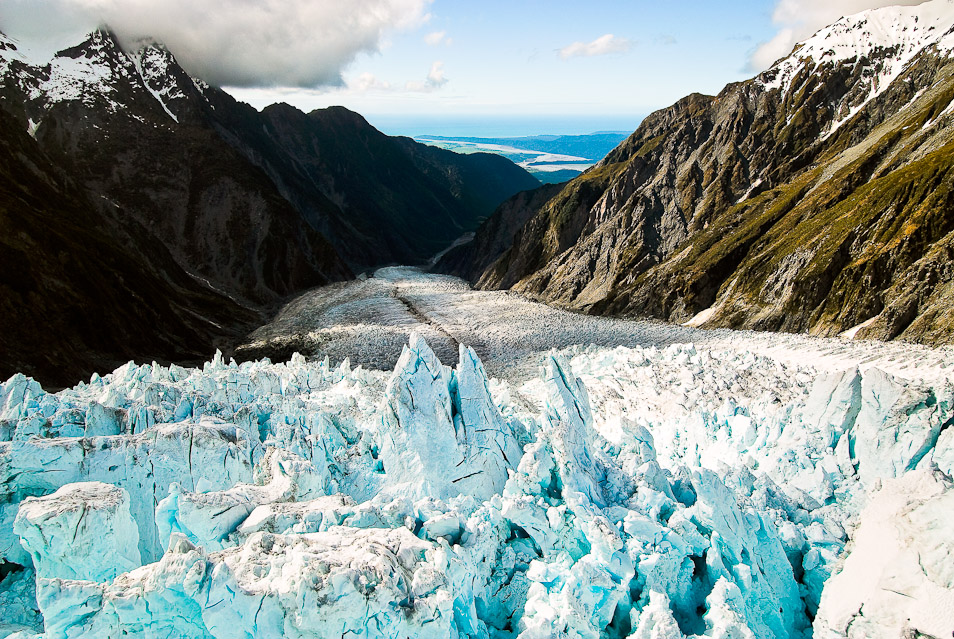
[0,106,261,388]
[207,102,540,270]
[434,182,565,283]
[0,29,352,305]
[458,0,954,344]
[0,29,539,300]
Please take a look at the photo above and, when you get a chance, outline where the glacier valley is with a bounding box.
[0,268,952,639]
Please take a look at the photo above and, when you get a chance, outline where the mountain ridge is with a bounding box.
[438,0,954,346]
[0,27,539,386]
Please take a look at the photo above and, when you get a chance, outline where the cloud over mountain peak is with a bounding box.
[0,0,432,88]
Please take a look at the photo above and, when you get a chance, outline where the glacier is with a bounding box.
[0,330,951,639]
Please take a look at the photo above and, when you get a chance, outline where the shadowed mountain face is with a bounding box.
[0,107,262,388]
[443,2,954,346]
[226,102,541,269]
[0,29,538,386]
[435,182,566,283]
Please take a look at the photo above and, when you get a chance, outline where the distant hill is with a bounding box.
[415,131,630,183]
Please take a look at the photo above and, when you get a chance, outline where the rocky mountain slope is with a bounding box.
[202,100,540,270]
[0,29,538,386]
[444,0,954,345]
[0,105,260,390]
[435,182,565,283]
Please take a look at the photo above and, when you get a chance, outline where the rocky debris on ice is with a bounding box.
[0,332,951,638]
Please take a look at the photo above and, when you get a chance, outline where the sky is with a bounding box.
[0,0,932,135]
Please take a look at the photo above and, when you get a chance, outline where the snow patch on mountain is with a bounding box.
[762,0,954,92]
[5,28,193,124]
[129,41,189,122]
[0,33,26,78]
[759,0,954,136]
[31,30,136,110]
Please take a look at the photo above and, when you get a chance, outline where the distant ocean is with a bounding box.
[366,114,644,138]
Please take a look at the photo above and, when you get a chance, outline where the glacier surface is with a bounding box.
[0,322,952,638]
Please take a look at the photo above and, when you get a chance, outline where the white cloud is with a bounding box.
[405,60,447,92]
[0,0,432,88]
[558,34,632,60]
[424,30,450,46]
[750,0,930,70]
[427,60,447,86]
[350,72,392,92]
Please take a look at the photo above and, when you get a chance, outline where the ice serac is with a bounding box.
[378,332,520,501]
[0,419,256,563]
[0,329,951,638]
[689,470,806,639]
[851,369,954,485]
[38,527,464,639]
[454,344,525,496]
[701,578,757,639]
[501,354,612,557]
[628,590,684,639]
[0,374,45,427]
[156,447,325,552]
[502,355,637,638]
[539,354,609,506]
[14,482,141,582]
[813,468,954,639]
[796,368,861,451]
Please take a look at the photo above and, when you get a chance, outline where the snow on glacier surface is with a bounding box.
[0,270,952,639]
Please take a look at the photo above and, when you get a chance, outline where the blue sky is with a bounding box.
[229,1,779,121]
[1,0,929,134]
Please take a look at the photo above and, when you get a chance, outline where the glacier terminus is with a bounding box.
[0,269,952,639]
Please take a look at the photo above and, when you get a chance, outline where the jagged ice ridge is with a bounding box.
[0,331,951,639]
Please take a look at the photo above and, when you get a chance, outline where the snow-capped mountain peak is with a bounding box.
[36,28,141,111]
[761,0,954,94]
[755,0,954,138]
[129,40,192,122]
[12,26,205,124]
[0,32,28,77]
